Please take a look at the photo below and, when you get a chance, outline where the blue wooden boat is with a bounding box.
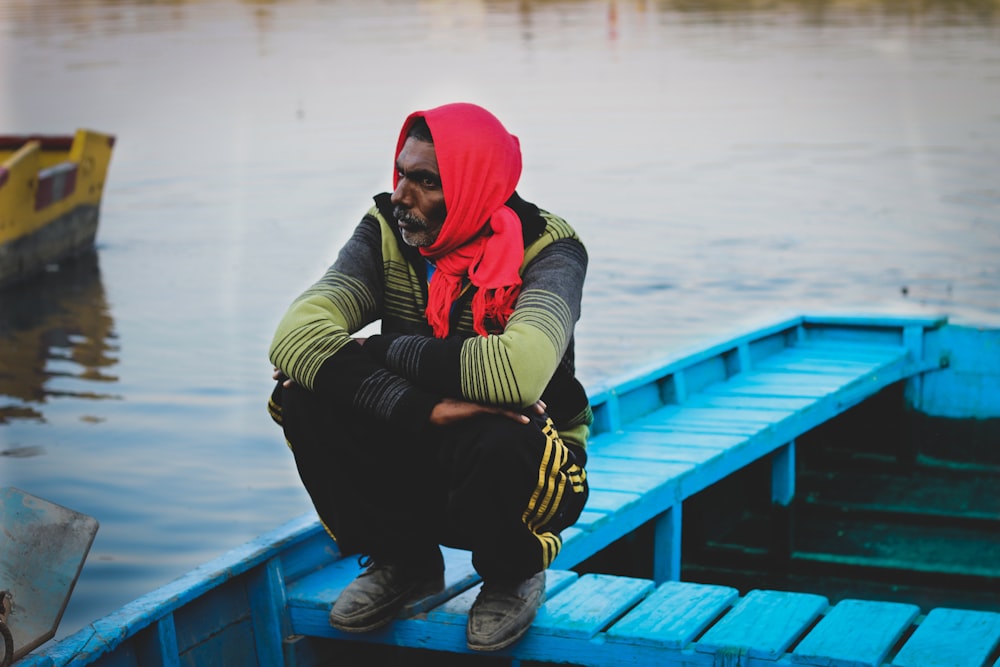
[9,313,1000,667]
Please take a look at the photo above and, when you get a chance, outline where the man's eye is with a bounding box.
[421,177,440,189]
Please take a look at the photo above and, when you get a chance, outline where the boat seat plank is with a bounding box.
[766,340,907,359]
[592,428,746,448]
[582,469,673,494]
[664,405,799,426]
[531,573,654,640]
[560,525,583,544]
[684,393,818,411]
[710,372,862,396]
[581,459,692,502]
[605,580,739,649]
[635,405,795,427]
[790,599,920,667]
[581,488,643,516]
[891,608,1000,667]
[695,589,829,660]
[587,432,731,463]
[426,569,579,625]
[574,509,612,529]
[754,349,902,369]
[285,546,478,616]
[705,380,841,398]
[584,456,693,479]
[752,369,874,386]
[284,556,367,612]
[756,359,891,375]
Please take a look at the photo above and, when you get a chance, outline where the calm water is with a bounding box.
[2,0,999,645]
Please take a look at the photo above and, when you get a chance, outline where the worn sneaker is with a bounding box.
[466,571,545,652]
[329,557,445,633]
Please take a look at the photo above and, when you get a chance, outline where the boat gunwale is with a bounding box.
[586,312,947,402]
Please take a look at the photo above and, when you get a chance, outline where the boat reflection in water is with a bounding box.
[0,249,119,428]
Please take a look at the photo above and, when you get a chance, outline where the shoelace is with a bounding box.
[356,554,382,577]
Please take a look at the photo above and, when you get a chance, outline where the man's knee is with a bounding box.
[448,415,557,488]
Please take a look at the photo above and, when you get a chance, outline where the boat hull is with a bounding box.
[0,129,114,290]
[0,203,99,289]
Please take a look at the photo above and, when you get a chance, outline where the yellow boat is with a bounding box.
[0,129,115,290]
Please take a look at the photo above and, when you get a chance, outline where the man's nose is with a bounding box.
[391,179,412,207]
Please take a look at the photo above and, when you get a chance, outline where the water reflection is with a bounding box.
[658,0,998,24]
[0,250,120,426]
[0,0,997,36]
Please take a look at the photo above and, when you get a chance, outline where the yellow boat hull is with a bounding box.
[0,129,115,289]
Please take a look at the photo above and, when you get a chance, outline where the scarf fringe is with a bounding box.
[471,285,521,338]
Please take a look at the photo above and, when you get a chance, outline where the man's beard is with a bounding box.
[394,206,429,232]
[394,205,441,248]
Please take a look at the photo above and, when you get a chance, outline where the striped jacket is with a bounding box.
[269,192,592,450]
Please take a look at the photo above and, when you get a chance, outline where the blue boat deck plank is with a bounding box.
[683,393,819,411]
[890,608,1000,667]
[428,569,580,624]
[790,599,920,667]
[531,574,654,640]
[694,589,829,660]
[605,580,739,649]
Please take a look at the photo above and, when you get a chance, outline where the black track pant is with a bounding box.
[271,382,589,582]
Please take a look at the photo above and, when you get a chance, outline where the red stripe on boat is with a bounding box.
[0,134,75,151]
[34,163,79,210]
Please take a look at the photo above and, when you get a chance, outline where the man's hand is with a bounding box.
[272,367,295,388]
[430,398,545,426]
[429,398,546,426]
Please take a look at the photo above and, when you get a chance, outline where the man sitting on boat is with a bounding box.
[267,102,592,652]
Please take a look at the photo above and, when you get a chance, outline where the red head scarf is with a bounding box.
[394,103,524,338]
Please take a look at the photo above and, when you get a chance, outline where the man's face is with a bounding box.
[391,137,447,248]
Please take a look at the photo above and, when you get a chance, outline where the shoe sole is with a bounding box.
[467,624,533,652]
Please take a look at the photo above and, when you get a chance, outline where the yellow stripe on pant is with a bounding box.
[521,417,584,568]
